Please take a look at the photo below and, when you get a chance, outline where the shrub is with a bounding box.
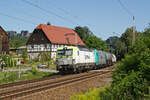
[40,52,51,63]
[103,71,148,100]
[31,65,38,75]
[33,57,39,62]
[71,89,102,100]
[100,35,150,100]
[0,72,18,83]
[21,50,28,63]
[14,60,17,66]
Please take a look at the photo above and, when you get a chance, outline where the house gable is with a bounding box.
[0,26,9,37]
[0,26,9,54]
[36,24,85,46]
[27,29,50,45]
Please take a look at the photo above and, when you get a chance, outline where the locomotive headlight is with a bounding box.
[59,66,62,68]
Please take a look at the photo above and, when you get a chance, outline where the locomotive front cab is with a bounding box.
[56,46,77,71]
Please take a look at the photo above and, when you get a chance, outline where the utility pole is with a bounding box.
[132,16,135,44]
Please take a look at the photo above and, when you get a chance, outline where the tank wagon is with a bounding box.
[56,46,116,73]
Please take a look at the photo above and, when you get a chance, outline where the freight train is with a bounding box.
[56,46,116,73]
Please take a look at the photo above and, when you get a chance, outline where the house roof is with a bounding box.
[0,26,9,37]
[36,24,85,46]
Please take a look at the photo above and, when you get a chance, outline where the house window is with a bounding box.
[40,44,44,47]
[45,44,47,48]
[47,44,50,48]
[34,45,38,48]
[47,45,49,48]
[31,45,34,48]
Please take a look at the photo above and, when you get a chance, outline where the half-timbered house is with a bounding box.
[0,26,9,54]
[26,24,85,60]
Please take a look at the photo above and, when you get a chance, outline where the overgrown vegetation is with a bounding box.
[106,27,141,60]
[0,71,52,84]
[40,52,51,63]
[99,37,150,99]
[71,88,103,100]
[100,26,150,100]
[72,25,150,100]
[21,50,28,62]
[0,51,55,84]
[1,54,17,67]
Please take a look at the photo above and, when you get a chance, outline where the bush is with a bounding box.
[102,71,148,100]
[33,57,39,62]
[99,34,150,100]
[21,50,28,63]
[0,72,18,83]
[31,65,38,75]
[1,55,19,67]
[71,88,104,100]
[14,60,17,66]
[40,52,51,63]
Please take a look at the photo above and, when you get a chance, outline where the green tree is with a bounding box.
[74,26,108,51]
[10,35,29,49]
[74,26,93,40]
[120,27,138,52]
[101,27,150,100]
[21,50,28,62]
[106,27,139,60]
[112,39,126,60]
[40,52,51,63]
[84,35,108,51]
[47,22,51,25]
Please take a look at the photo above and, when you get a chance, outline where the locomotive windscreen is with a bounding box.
[57,49,73,56]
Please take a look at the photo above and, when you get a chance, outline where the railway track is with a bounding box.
[0,67,113,100]
[0,73,62,89]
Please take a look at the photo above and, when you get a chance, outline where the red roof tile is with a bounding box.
[36,24,85,46]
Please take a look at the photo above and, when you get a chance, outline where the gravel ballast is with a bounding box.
[15,72,112,100]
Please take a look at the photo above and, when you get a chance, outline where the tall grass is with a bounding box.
[70,88,107,100]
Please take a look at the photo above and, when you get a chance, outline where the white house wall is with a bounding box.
[27,43,65,60]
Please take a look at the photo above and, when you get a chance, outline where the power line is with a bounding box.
[117,0,133,16]
[19,10,46,23]
[47,1,108,37]
[0,12,37,26]
[112,32,121,37]
[21,0,79,26]
[47,0,79,19]
[46,0,95,27]
[19,0,109,38]
[5,6,46,23]
[117,0,136,44]
[21,0,101,36]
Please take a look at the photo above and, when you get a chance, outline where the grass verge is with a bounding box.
[0,71,53,84]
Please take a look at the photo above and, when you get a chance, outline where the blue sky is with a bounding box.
[0,0,150,40]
